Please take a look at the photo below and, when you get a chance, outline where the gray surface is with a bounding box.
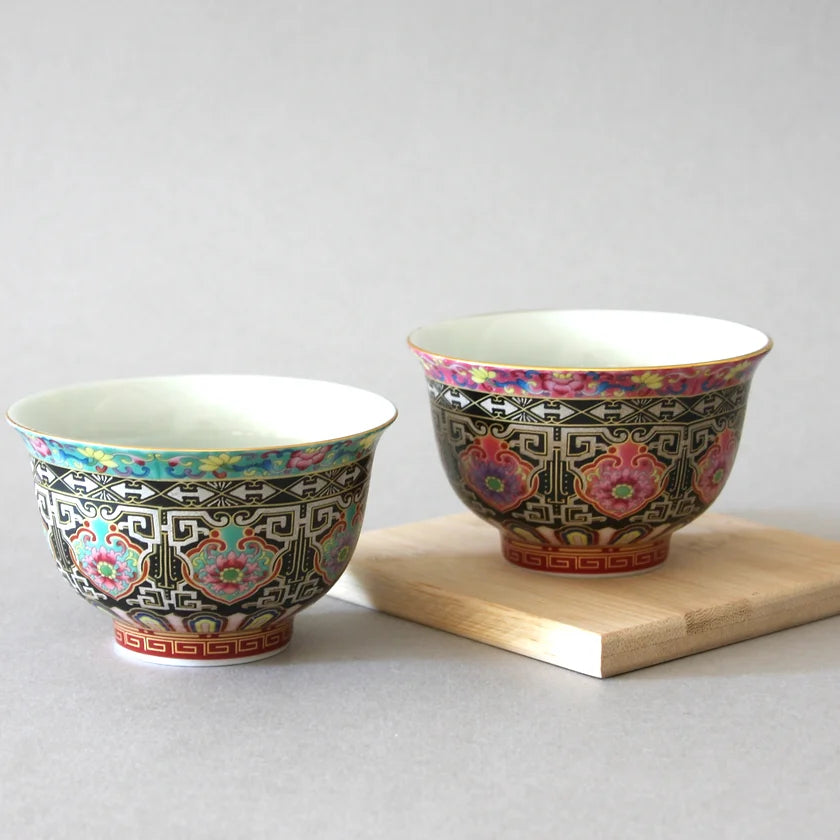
[1,1,839,837]
[2,519,840,839]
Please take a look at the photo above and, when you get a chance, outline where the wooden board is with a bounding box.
[328,512,840,677]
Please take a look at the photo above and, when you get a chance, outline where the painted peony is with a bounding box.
[197,550,264,596]
[582,462,661,518]
[459,435,539,513]
[288,445,331,470]
[80,546,133,595]
[692,428,739,505]
[577,441,667,518]
[31,437,52,457]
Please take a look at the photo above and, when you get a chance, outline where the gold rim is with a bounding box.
[407,309,773,372]
[6,375,398,454]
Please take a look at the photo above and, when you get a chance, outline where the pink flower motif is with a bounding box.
[412,350,767,398]
[288,445,331,470]
[692,428,739,505]
[534,372,591,398]
[576,441,667,518]
[31,437,51,457]
[199,550,263,595]
[584,463,660,517]
[80,547,133,595]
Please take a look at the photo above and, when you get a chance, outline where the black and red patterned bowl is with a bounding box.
[8,375,396,665]
[409,310,771,577]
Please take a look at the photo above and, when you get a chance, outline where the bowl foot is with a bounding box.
[501,535,671,577]
[112,618,294,666]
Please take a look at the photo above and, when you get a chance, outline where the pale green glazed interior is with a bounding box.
[409,310,771,369]
[7,375,397,450]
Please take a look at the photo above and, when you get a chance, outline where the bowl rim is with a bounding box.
[407,308,773,372]
[6,373,399,454]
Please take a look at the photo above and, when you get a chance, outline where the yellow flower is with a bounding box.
[79,447,118,468]
[470,367,497,385]
[631,371,665,389]
[199,453,241,473]
[723,361,751,381]
[357,433,379,449]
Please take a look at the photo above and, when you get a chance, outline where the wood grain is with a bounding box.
[328,513,840,677]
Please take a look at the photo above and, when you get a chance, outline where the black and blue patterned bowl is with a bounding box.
[8,375,396,665]
[410,310,771,576]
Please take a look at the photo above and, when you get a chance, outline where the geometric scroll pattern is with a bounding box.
[31,457,372,635]
[501,535,671,575]
[428,381,751,550]
[427,379,751,428]
[113,621,294,661]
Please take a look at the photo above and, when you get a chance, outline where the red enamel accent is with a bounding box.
[575,441,668,519]
[502,536,670,575]
[113,619,293,661]
[692,428,739,505]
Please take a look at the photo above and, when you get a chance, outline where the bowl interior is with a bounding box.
[7,375,397,450]
[409,310,770,369]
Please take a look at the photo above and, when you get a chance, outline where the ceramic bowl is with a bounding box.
[409,310,771,576]
[8,375,397,665]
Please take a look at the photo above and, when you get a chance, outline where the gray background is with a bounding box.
[1,2,838,838]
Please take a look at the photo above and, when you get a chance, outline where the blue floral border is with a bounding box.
[15,429,386,479]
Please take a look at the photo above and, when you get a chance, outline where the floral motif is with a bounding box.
[184,530,279,603]
[32,437,51,457]
[14,430,385,480]
[413,350,767,399]
[69,525,146,598]
[530,371,589,398]
[723,361,752,382]
[196,550,264,595]
[692,428,739,505]
[459,435,539,513]
[78,447,119,470]
[470,367,498,386]
[81,546,134,594]
[288,445,331,470]
[198,453,241,476]
[315,507,363,584]
[576,441,667,518]
[630,371,665,390]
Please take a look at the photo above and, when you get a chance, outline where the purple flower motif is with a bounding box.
[316,526,357,584]
[459,435,539,513]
